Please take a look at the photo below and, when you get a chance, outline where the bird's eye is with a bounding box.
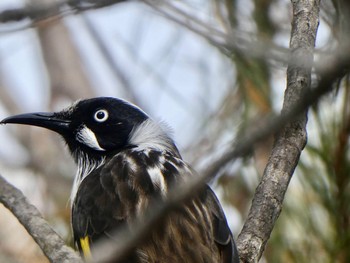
[94,109,109,122]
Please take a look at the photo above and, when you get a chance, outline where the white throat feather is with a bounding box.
[70,152,105,206]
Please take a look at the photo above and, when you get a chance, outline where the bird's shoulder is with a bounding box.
[100,148,193,196]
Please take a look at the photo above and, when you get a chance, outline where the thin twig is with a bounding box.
[0,0,291,66]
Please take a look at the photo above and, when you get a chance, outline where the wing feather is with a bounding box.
[205,187,240,263]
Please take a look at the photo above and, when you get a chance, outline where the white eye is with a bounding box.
[94,109,109,122]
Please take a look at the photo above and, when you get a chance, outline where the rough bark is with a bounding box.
[236,1,320,262]
[0,174,83,263]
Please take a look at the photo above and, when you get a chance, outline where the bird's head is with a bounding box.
[1,97,177,163]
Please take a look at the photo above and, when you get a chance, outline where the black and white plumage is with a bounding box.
[1,97,239,263]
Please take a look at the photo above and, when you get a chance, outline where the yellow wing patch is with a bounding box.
[80,236,92,260]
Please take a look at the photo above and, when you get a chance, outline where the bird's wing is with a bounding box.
[205,186,240,263]
[71,167,126,257]
[72,154,144,261]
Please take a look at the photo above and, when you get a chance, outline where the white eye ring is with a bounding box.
[94,109,109,122]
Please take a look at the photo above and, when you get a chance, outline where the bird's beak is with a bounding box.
[1,112,71,135]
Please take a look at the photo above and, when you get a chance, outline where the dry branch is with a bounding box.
[236,0,321,262]
[0,174,83,263]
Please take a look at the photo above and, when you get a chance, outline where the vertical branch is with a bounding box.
[236,1,321,262]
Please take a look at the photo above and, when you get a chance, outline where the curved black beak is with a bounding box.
[1,112,71,135]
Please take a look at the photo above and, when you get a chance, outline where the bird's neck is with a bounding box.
[128,119,180,157]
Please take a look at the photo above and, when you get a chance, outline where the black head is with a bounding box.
[1,97,149,161]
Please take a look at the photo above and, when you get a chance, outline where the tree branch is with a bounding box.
[236,0,321,262]
[0,174,83,263]
[0,0,291,66]
[89,40,350,263]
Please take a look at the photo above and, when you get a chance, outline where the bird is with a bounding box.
[1,97,239,263]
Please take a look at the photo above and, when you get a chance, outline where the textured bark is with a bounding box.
[236,1,320,262]
[0,174,83,263]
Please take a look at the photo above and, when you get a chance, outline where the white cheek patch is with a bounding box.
[76,125,105,151]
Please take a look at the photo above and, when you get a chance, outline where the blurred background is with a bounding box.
[0,0,349,262]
